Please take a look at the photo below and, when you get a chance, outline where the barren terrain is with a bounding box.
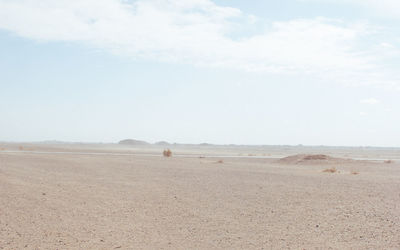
[1,143,399,249]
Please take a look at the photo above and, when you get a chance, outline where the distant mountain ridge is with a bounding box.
[118,139,217,147]
[118,139,150,145]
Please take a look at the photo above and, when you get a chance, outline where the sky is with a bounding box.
[0,0,399,146]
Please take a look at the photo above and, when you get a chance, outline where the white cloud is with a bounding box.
[359,112,368,116]
[0,0,398,86]
[360,98,379,105]
[300,0,400,18]
[380,43,395,49]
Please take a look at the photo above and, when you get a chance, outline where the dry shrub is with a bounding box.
[384,160,394,164]
[19,146,23,151]
[351,171,359,175]
[163,149,172,157]
[323,167,337,173]
[216,160,223,164]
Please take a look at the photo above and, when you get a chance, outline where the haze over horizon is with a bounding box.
[1,0,399,147]
[2,138,400,149]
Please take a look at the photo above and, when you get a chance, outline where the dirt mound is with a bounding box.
[277,154,349,165]
[303,154,330,160]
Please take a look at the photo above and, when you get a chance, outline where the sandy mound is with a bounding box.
[277,154,351,165]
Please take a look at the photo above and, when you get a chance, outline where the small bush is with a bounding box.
[351,171,359,175]
[163,149,172,157]
[322,167,337,173]
[384,160,394,164]
[216,160,223,164]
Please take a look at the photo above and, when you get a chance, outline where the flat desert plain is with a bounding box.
[0,143,399,249]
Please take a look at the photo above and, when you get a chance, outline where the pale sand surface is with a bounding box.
[1,143,400,249]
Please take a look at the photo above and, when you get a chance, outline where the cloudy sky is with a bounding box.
[0,0,399,146]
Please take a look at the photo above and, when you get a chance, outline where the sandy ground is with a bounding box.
[0,144,400,249]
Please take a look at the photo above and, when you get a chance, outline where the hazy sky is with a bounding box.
[0,0,399,146]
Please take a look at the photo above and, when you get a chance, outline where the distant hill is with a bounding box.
[118,139,150,146]
[155,141,170,146]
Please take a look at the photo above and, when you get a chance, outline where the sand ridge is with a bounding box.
[277,154,359,165]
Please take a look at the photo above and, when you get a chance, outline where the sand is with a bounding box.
[0,143,399,249]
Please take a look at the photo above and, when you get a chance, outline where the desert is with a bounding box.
[1,143,399,249]
[2,0,400,249]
